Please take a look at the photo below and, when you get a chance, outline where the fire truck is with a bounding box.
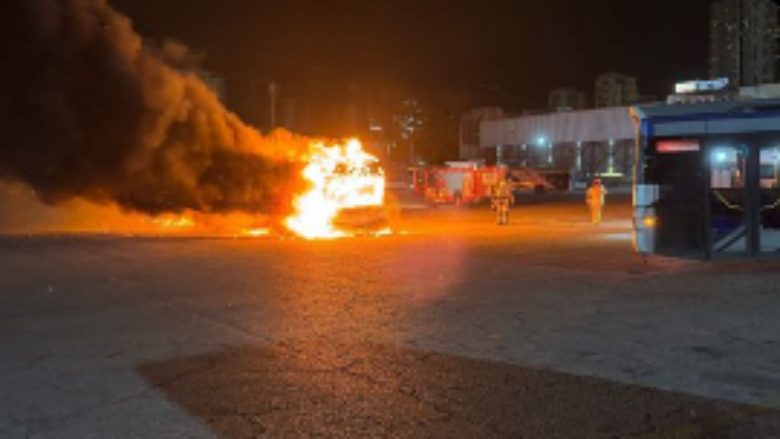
[411,162,507,206]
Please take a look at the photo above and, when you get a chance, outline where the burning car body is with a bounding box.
[285,139,389,239]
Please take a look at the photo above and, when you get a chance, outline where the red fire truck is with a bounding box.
[411,162,507,206]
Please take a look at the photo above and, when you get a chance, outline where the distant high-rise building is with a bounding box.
[548,88,587,112]
[710,0,779,86]
[594,73,639,108]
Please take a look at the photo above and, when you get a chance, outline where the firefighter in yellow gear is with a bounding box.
[586,178,607,224]
[492,181,515,226]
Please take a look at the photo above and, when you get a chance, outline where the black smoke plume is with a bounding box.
[0,0,306,216]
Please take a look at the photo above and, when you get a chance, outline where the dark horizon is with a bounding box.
[111,0,718,110]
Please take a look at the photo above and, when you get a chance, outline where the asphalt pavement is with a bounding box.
[2,194,780,438]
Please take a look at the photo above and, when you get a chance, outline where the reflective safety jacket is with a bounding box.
[587,185,607,206]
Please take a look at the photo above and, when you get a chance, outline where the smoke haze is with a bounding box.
[0,0,306,217]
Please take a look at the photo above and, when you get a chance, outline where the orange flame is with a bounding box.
[0,137,387,239]
[285,139,386,239]
[150,215,196,229]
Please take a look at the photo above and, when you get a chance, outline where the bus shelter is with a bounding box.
[632,100,780,259]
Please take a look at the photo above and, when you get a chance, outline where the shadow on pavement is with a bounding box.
[138,341,780,438]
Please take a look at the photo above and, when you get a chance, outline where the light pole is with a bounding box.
[268,82,280,130]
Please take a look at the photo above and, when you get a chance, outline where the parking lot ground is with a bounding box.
[2,194,780,437]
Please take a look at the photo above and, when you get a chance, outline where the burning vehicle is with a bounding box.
[285,140,389,239]
[0,0,393,240]
[330,161,390,234]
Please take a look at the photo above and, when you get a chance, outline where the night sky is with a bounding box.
[111,0,720,110]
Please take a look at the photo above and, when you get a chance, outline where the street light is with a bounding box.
[268,82,280,129]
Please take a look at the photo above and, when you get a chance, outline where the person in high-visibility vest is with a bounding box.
[586,179,607,224]
[492,181,514,226]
